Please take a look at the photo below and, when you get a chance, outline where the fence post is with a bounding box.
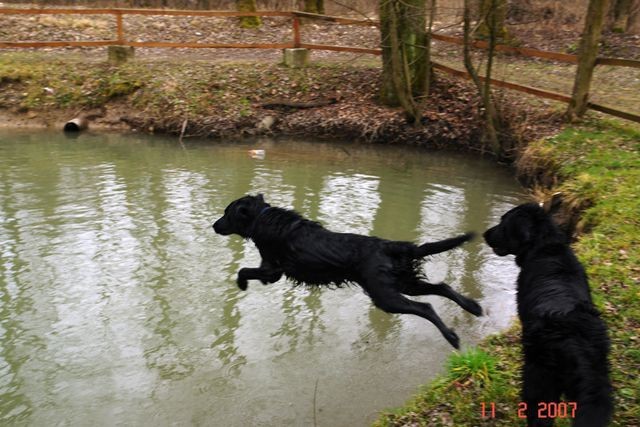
[283,14,308,67]
[108,9,134,64]
[293,15,301,48]
[116,10,124,44]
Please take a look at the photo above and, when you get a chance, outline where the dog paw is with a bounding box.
[445,330,460,349]
[462,232,476,242]
[237,277,248,291]
[464,299,483,317]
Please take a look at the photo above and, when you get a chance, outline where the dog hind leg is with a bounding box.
[399,280,483,316]
[567,377,613,427]
[522,357,561,427]
[571,399,613,427]
[367,285,460,349]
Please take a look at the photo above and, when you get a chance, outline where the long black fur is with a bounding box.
[213,194,482,349]
[483,203,613,427]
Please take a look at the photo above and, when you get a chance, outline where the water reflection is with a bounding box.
[0,132,524,426]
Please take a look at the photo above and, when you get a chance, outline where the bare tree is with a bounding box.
[463,0,501,154]
[566,0,610,120]
[628,0,640,33]
[379,0,433,124]
[611,0,633,32]
[236,0,261,28]
[476,0,509,40]
[303,0,325,14]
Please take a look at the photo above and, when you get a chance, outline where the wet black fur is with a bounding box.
[484,203,613,427]
[213,194,483,349]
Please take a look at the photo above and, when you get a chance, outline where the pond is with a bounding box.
[0,131,524,426]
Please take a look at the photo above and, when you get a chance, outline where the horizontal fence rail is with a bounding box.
[0,7,638,123]
[431,62,640,124]
[430,33,640,70]
[0,7,291,16]
[0,7,296,49]
[431,33,578,64]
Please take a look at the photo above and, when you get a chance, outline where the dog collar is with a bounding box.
[249,206,271,239]
[259,206,271,216]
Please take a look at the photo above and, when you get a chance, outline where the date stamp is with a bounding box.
[480,402,578,419]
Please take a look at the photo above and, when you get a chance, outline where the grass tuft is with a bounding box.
[447,348,497,388]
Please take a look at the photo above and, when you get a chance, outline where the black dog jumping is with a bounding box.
[483,199,613,427]
[213,194,482,349]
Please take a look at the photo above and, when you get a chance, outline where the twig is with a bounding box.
[313,378,319,427]
[178,117,188,148]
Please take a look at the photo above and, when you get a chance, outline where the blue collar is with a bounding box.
[258,206,271,216]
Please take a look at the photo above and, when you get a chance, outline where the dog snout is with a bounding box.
[483,225,510,256]
[212,218,229,235]
[482,227,495,246]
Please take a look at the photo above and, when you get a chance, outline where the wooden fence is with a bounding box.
[1,7,639,123]
[0,8,377,53]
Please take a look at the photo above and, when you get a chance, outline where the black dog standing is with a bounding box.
[213,194,483,349]
[484,198,613,427]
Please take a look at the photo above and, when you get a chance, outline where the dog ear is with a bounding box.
[542,192,563,215]
[256,193,265,203]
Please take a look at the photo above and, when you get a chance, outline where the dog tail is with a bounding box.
[414,232,475,258]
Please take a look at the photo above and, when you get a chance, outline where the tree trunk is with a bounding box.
[611,0,632,32]
[236,0,261,29]
[379,0,428,123]
[628,0,640,33]
[303,0,325,14]
[566,0,610,120]
[476,0,508,41]
[424,0,437,96]
[463,0,501,155]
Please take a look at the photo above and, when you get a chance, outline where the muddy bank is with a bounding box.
[0,89,481,148]
[0,53,558,153]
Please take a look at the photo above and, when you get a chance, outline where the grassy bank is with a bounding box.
[376,118,640,426]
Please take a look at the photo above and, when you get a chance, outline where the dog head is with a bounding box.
[213,194,270,238]
[483,203,561,257]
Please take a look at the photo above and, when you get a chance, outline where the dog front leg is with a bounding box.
[237,261,283,290]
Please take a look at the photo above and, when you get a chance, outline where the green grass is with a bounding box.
[376,117,640,426]
[447,348,497,387]
[547,120,640,423]
[0,53,145,109]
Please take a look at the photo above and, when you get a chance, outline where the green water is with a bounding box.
[0,131,524,426]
